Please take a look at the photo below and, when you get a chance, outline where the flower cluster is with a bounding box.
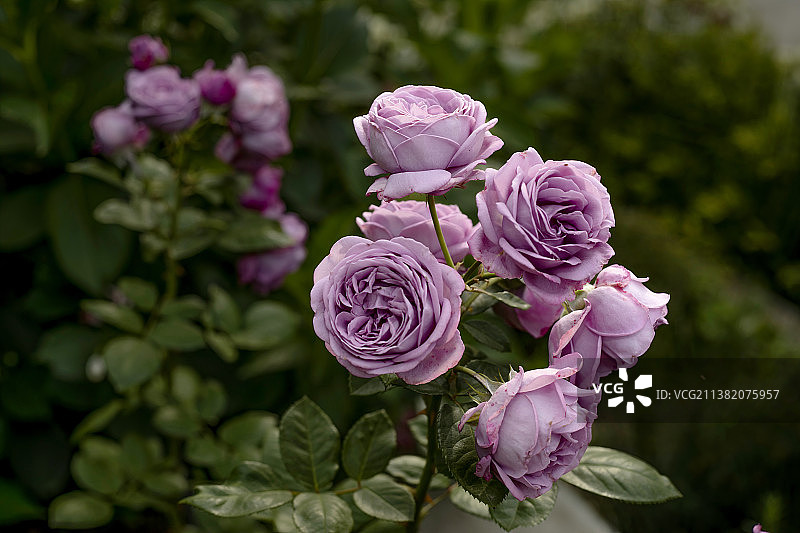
[310,84,670,503]
[91,35,303,295]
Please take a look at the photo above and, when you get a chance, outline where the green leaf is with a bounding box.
[342,410,396,481]
[153,405,202,438]
[0,95,49,155]
[385,456,452,490]
[228,461,287,491]
[48,491,113,529]
[279,397,340,491]
[103,337,162,391]
[171,365,201,405]
[490,488,558,531]
[70,400,125,443]
[230,301,300,351]
[197,379,227,423]
[461,319,511,352]
[217,212,295,253]
[292,493,352,533]
[360,520,405,533]
[192,0,240,42]
[70,437,125,495]
[120,434,163,478]
[182,485,292,517]
[142,471,188,498]
[0,479,43,525]
[94,198,162,231]
[238,342,304,378]
[35,324,102,382]
[186,435,226,468]
[117,277,158,311]
[450,486,490,519]
[46,176,132,295]
[436,398,508,506]
[148,317,205,351]
[0,186,46,251]
[467,288,530,310]
[205,330,238,362]
[353,474,414,522]
[81,300,143,334]
[67,158,123,188]
[560,446,682,503]
[348,375,390,396]
[208,284,241,333]
[161,295,205,319]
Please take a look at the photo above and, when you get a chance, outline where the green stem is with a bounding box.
[427,195,455,269]
[453,365,484,382]
[408,394,442,533]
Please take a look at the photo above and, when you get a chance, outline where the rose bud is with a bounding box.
[239,166,285,218]
[549,265,669,389]
[91,102,150,155]
[238,213,307,296]
[128,35,168,71]
[458,363,596,501]
[193,60,236,105]
[354,85,503,201]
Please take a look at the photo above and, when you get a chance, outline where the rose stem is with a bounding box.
[408,393,442,533]
[427,194,456,269]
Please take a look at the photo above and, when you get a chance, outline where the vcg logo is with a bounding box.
[592,368,653,414]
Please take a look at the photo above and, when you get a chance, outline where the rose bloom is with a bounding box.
[549,265,669,389]
[91,102,149,155]
[229,62,291,160]
[356,200,477,264]
[469,148,615,305]
[194,60,236,105]
[459,362,595,500]
[239,166,285,218]
[311,236,465,385]
[238,213,307,296]
[353,85,503,201]
[128,35,168,70]
[125,66,201,132]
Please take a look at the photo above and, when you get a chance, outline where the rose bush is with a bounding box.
[549,264,670,388]
[469,148,615,305]
[125,65,201,132]
[353,85,503,200]
[310,236,465,384]
[356,200,476,264]
[458,362,596,500]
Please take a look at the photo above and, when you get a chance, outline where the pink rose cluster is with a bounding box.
[311,84,672,503]
[92,35,303,295]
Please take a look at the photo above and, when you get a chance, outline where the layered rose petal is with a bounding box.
[311,236,465,385]
[459,365,596,501]
[357,200,477,264]
[354,85,503,200]
[125,66,200,133]
[549,265,670,388]
[470,149,615,304]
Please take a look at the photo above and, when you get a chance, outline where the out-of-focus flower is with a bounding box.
[194,60,236,105]
[237,213,307,295]
[125,66,201,133]
[239,166,285,218]
[91,102,150,154]
[128,35,168,71]
[354,85,503,201]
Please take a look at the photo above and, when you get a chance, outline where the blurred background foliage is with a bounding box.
[0,0,798,531]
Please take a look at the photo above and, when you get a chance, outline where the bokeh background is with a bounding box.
[1,0,798,531]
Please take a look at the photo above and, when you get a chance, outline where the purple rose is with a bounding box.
[356,200,477,264]
[469,149,615,305]
[549,265,669,389]
[753,525,769,533]
[125,66,201,132]
[215,133,270,173]
[229,64,291,160]
[354,85,503,201]
[458,363,595,500]
[311,236,465,385]
[506,287,564,339]
[91,102,150,155]
[239,166,285,218]
[238,213,307,295]
[194,60,236,105]
[128,35,168,71]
